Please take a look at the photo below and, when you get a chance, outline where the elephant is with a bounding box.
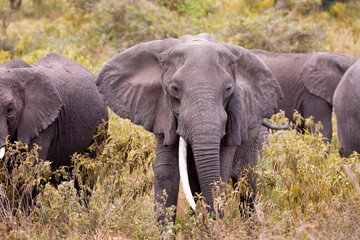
[96,33,283,224]
[251,50,358,143]
[0,53,108,179]
[334,60,360,157]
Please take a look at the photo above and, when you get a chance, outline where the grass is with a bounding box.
[1,111,359,239]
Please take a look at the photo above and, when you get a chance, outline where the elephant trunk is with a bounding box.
[177,94,227,211]
[179,120,223,211]
[179,132,222,211]
[191,137,221,210]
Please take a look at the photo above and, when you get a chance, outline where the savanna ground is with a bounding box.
[1,0,360,239]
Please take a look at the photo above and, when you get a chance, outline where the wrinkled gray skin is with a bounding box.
[0,53,108,171]
[252,50,358,143]
[334,60,360,157]
[96,33,283,223]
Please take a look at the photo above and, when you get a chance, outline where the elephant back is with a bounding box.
[33,53,107,116]
[0,59,32,69]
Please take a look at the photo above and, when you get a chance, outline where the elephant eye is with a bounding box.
[224,85,233,97]
[170,84,181,98]
[171,85,179,92]
[6,106,13,116]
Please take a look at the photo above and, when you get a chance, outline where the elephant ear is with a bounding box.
[14,68,62,145]
[96,38,180,146]
[223,44,283,146]
[301,53,358,106]
[225,86,250,145]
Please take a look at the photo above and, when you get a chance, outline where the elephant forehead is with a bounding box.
[0,71,23,88]
[170,43,233,63]
[0,88,15,106]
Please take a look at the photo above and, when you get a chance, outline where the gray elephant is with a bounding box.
[334,60,360,157]
[96,33,283,223]
[252,50,358,143]
[0,53,108,174]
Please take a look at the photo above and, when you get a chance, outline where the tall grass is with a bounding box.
[1,111,359,239]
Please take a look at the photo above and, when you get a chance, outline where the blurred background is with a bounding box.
[1,0,359,72]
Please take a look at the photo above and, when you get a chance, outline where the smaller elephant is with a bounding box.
[0,53,108,180]
[252,50,358,143]
[334,60,360,157]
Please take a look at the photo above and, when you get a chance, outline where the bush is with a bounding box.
[154,0,215,18]
[0,49,11,62]
[256,112,360,238]
[330,0,360,42]
[227,9,327,52]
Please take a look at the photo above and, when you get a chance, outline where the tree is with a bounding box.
[9,0,22,10]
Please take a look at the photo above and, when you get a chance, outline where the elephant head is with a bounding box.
[0,60,62,157]
[96,33,282,209]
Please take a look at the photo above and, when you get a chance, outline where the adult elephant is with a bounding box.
[96,33,283,223]
[334,60,360,157]
[252,50,358,143]
[0,53,108,173]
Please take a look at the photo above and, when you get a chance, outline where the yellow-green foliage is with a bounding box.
[0,50,11,62]
[330,1,360,42]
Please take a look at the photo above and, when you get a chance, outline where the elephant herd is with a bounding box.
[1,33,359,226]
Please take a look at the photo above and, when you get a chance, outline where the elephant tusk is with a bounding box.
[0,147,5,159]
[179,136,196,211]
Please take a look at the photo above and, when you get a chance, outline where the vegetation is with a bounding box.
[0,0,360,239]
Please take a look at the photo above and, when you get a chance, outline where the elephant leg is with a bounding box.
[19,125,55,210]
[154,135,180,225]
[29,124,54,164]
[30,124,67,186]
[231,136,259,217]
[257,126,270,160]
[302,93,333,143]
[337,114,360,157]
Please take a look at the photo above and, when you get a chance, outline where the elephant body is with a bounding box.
[96,33,282,223]
[334,60,360,157]
[252,50,358,142]
[0,53,109,171]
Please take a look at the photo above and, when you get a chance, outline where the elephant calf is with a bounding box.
[96,33,283,225]
[0,53,108,180]
[334,60,360,157]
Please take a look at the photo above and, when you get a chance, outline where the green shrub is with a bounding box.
[256,112,360,238]
[154,0,215,18]
[227,9,327,52]
[0,49,11,61]
[330,0,360,42]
